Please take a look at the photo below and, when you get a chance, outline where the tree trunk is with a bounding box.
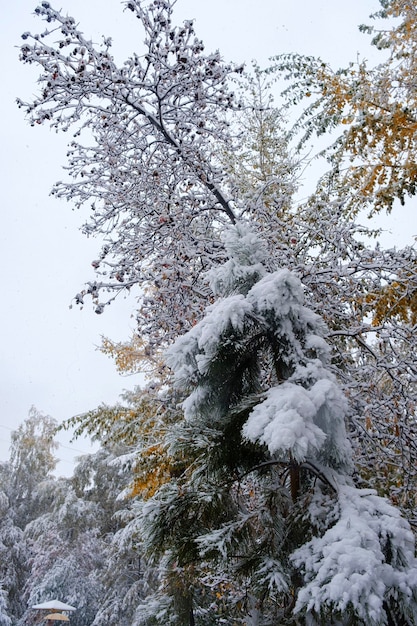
[290,460,300,501]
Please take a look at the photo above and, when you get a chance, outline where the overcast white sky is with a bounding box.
[1,0,410,475]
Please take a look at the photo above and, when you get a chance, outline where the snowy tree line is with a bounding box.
[0,409,142,626]
[12,0,417,623]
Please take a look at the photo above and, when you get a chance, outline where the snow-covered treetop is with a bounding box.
[206,222,268,296]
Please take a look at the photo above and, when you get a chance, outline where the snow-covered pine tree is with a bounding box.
[137,223,417,625]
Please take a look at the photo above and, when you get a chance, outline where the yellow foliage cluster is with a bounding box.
[364,265,417,325]
[130,442,173,500]
[278,0,417,216]
[99,334,181,499]
[120,392,180,501]
[101,335,165,378]
[63,383,180,500]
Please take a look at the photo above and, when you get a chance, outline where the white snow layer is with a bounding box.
[167,267,326,385]
[247,268,305,317]
[222,223,268,266]
[167,266,351,462]
[291,481,417,624]
[247,268,325,333]
[166,294,253,386]
[206,224,267,297]
[242,382,327,460]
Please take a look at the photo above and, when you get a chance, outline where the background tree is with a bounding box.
[0,410,58,623]
[9,407,58,527]
[0,409,155,626]
[18,0,244,352]
[221,66,299,223]
[67,440,148,626]
[0,465,26,623]
[270,0,417,217]
[22,496,106,626]
[19,441,143,626]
